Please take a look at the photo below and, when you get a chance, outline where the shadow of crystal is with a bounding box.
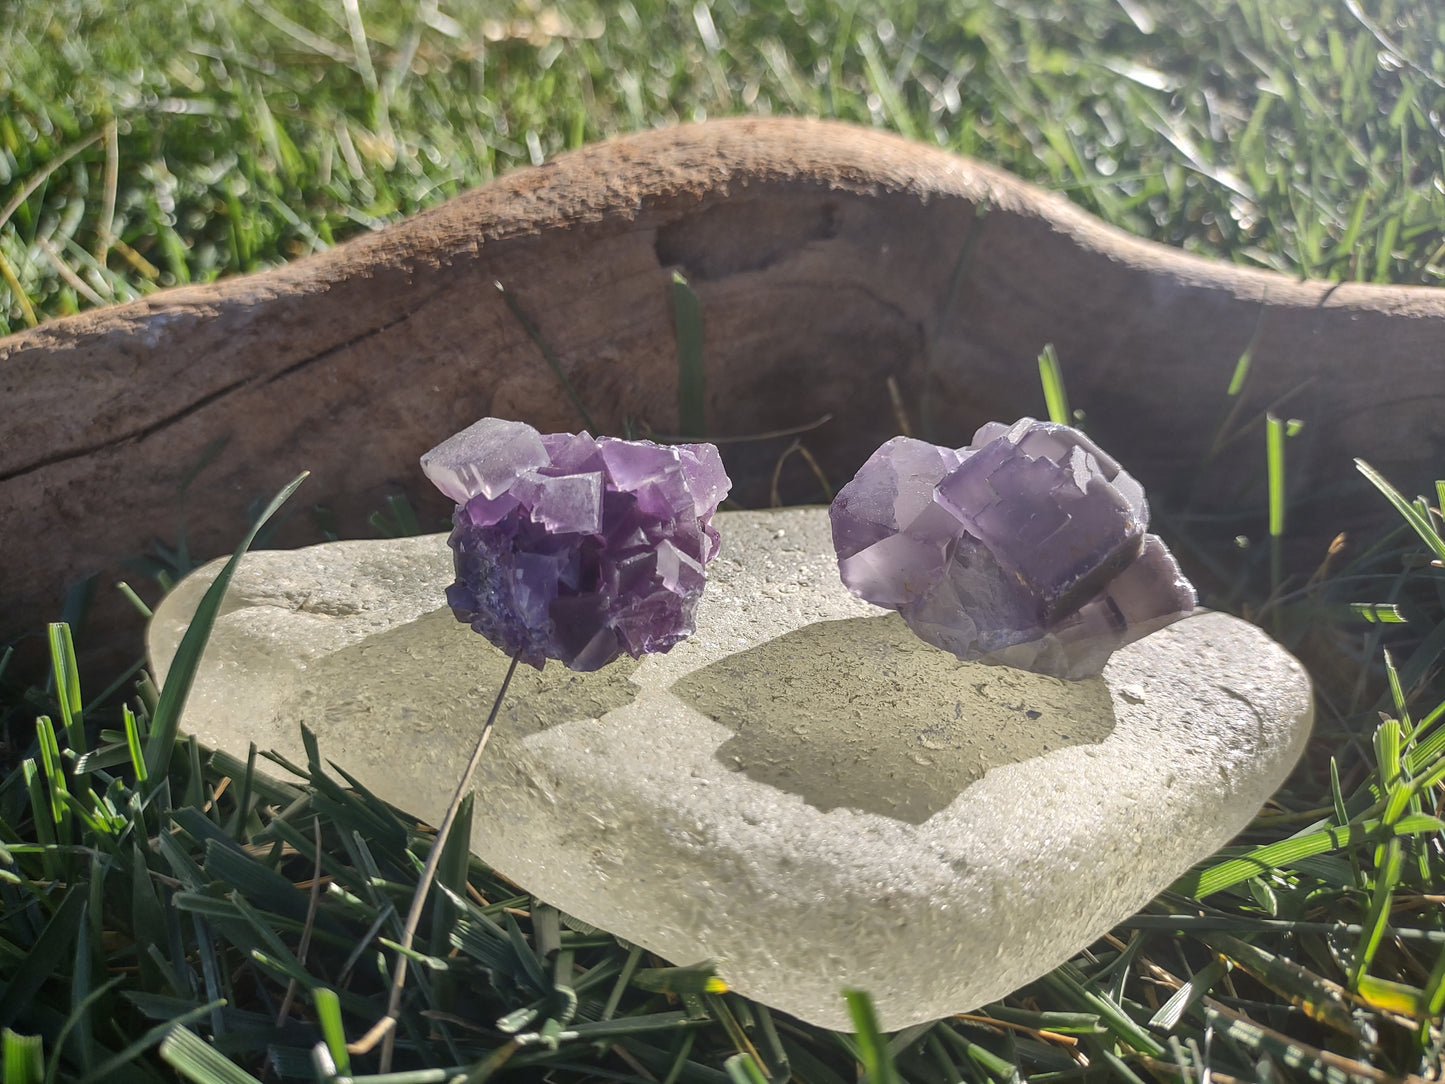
[671,613,1118,824]
[280,607,641,755]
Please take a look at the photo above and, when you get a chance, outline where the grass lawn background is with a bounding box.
[4,0,1445,335]
[2,1,1445,1082]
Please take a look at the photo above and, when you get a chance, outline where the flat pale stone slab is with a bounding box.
[148,508,1312,1030]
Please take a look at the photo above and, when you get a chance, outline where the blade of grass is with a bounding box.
[143,472,308,780]
[939,1022,1023,1083]
[122,705,148,785]
[978,1004,1104,1035]
[21,762,61,882]
[632,962,728,997]
[1037,343,1072,426]
[312,987,350,1076]
[1204,934,1358,1036]
[1375,714,1404,790]
[750,1004,788,1082]
[1039,968,1166,1058]
[157,1024,262,1084]
[0,130,105,236]
[569,1013,697,1039]
[47,623,84,755]
[0,888,86,1029]
[368,494,423,538]
[429,792,474,964]
[1266,413,1286,621]
[856,30,918,141]
[842,989,901,1084]
[1201,999,1400,1084]
[1355,974,1427,1017]
[1356,460,1445,564]
[723,1052,769,1084]
[1423,942,1445,1020]
[600,944,644,1022]
[1350,602,1406,622]
[1175,813,1444,897]
[1147,958,1229,1029]
[34,718,71,842]
[3,1029,44,1084]
[42,976,124,1084]
[1350,837,1404,989]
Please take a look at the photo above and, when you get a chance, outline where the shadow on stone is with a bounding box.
[282,607,640,753]
[673,613,1118,823]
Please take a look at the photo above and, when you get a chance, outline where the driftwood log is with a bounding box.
[4,117,1445,681]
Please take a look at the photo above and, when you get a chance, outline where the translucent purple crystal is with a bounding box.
[422,418,732,671]
[830,419,1196,679]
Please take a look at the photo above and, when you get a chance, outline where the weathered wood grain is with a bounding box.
[4,117,1443,678]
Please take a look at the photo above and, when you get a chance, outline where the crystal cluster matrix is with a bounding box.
[830,418,1196,679]
[422,418,731,671]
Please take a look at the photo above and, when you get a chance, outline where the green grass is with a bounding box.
[3,554,1443,1080]
[3,0,1445,1081]
[3,0,1445,334]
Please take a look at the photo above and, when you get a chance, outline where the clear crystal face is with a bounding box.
[830,419,1196,679]
[421,417,551,503]
[422,419,732,670]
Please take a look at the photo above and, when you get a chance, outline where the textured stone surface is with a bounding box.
[831,423,1196,679]
[149,508,1313,1030]
[421,418,730,670]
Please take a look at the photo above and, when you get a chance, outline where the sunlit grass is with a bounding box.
[3,1,1445,1081]
[3,0,1445,334]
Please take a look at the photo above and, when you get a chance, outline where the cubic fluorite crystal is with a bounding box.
[831,418,1196,679]
[421,417,731,670]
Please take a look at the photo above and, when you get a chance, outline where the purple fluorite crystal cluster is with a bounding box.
[422,418,731,671]
[830,418,1196,679]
